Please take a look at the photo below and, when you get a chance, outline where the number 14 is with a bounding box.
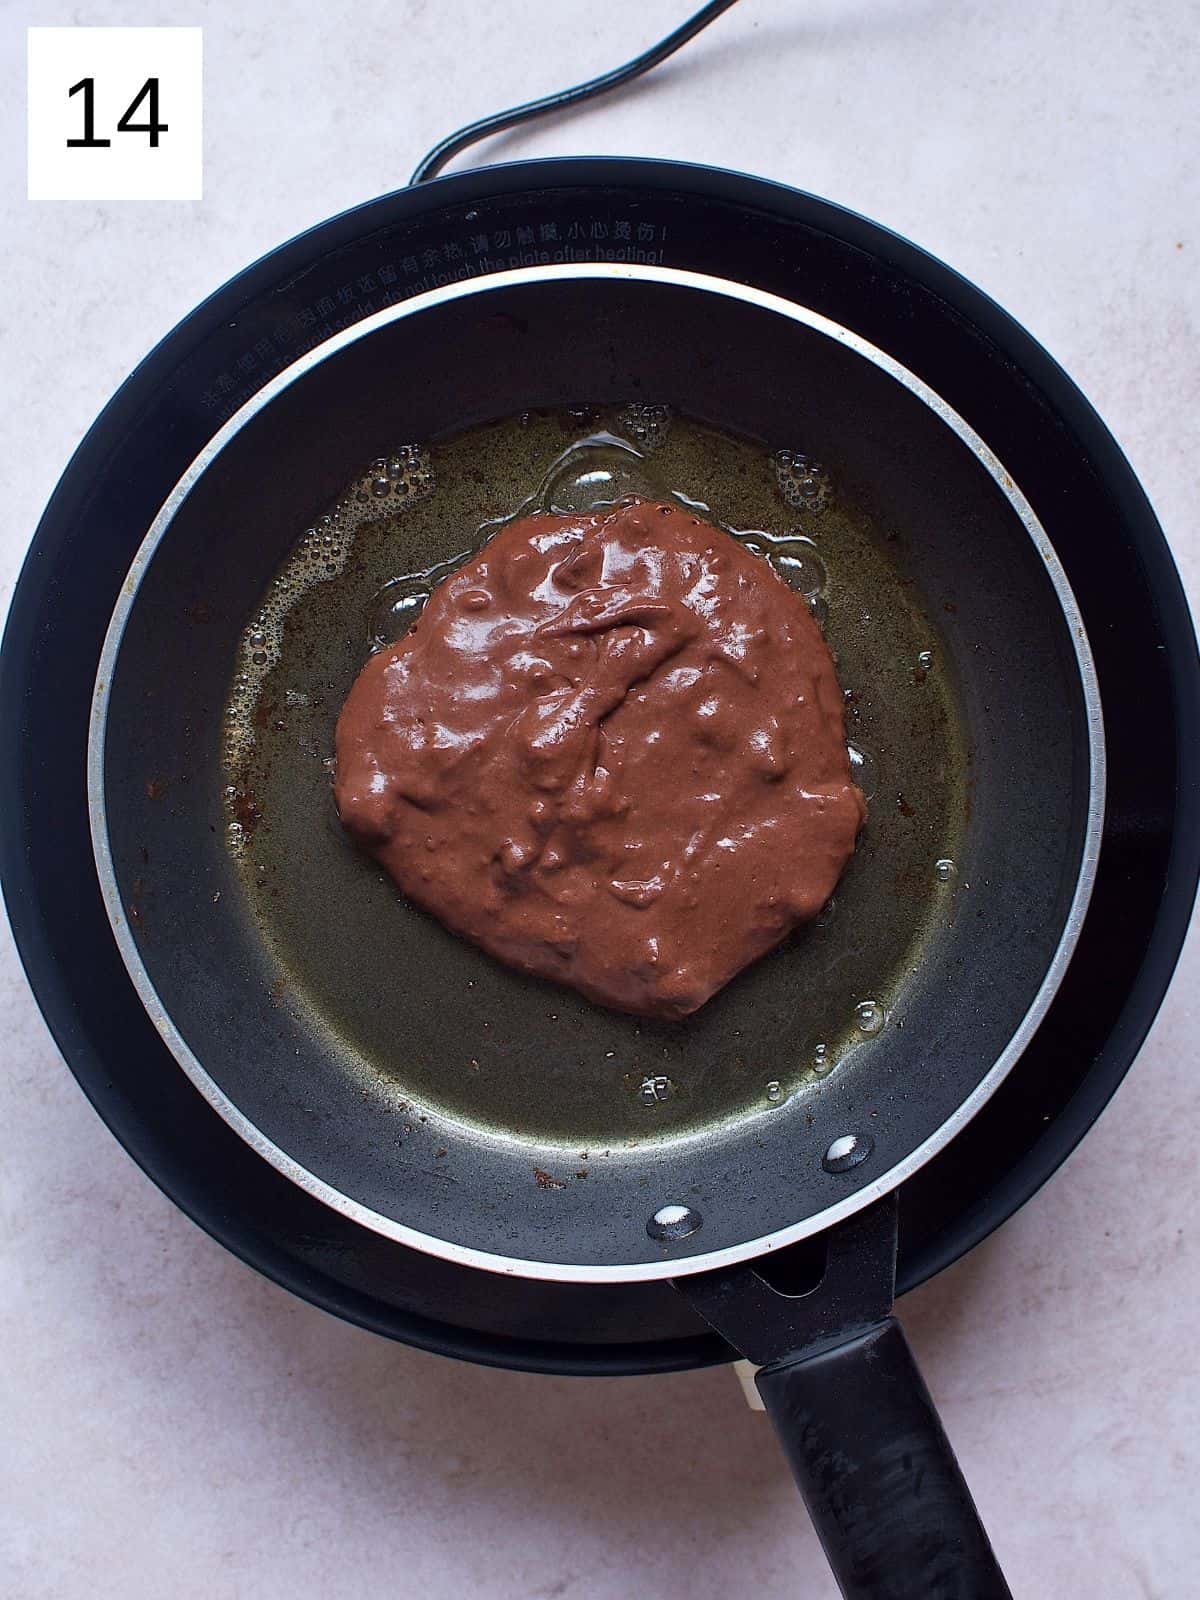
[67,77,167,148]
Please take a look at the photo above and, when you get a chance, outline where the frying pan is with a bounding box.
[85,250,1100,1597]
[4,20,1197,1571]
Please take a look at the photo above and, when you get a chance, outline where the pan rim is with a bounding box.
[88,261,1106,1283]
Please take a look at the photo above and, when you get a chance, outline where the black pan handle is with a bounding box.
[675,1198,1012,1599]
[755,1316,1012,1600]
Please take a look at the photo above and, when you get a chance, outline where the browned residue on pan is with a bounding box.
[231,788,264,834]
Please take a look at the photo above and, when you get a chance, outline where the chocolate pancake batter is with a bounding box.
[335,499,865,1019]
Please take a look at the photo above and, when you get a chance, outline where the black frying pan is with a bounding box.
[88,261,1102,1596]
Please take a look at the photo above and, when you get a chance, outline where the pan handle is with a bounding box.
[675,1198,1011,1599]
[755,1316,1011,1600]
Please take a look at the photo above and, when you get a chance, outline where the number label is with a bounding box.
[28,27,202,202]
[67,76,168,149]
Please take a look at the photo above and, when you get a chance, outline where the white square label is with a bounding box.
[27,27,202,201]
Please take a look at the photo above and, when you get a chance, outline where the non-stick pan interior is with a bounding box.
[94,270,1097,1275]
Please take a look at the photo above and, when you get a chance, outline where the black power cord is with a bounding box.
[410,0,742,185]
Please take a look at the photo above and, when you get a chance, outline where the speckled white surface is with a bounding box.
[2,3,1197,1596]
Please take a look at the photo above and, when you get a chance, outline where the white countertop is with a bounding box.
[2,2,1197,1595]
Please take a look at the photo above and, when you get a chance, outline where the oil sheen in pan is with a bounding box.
[221,406,968,1147]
